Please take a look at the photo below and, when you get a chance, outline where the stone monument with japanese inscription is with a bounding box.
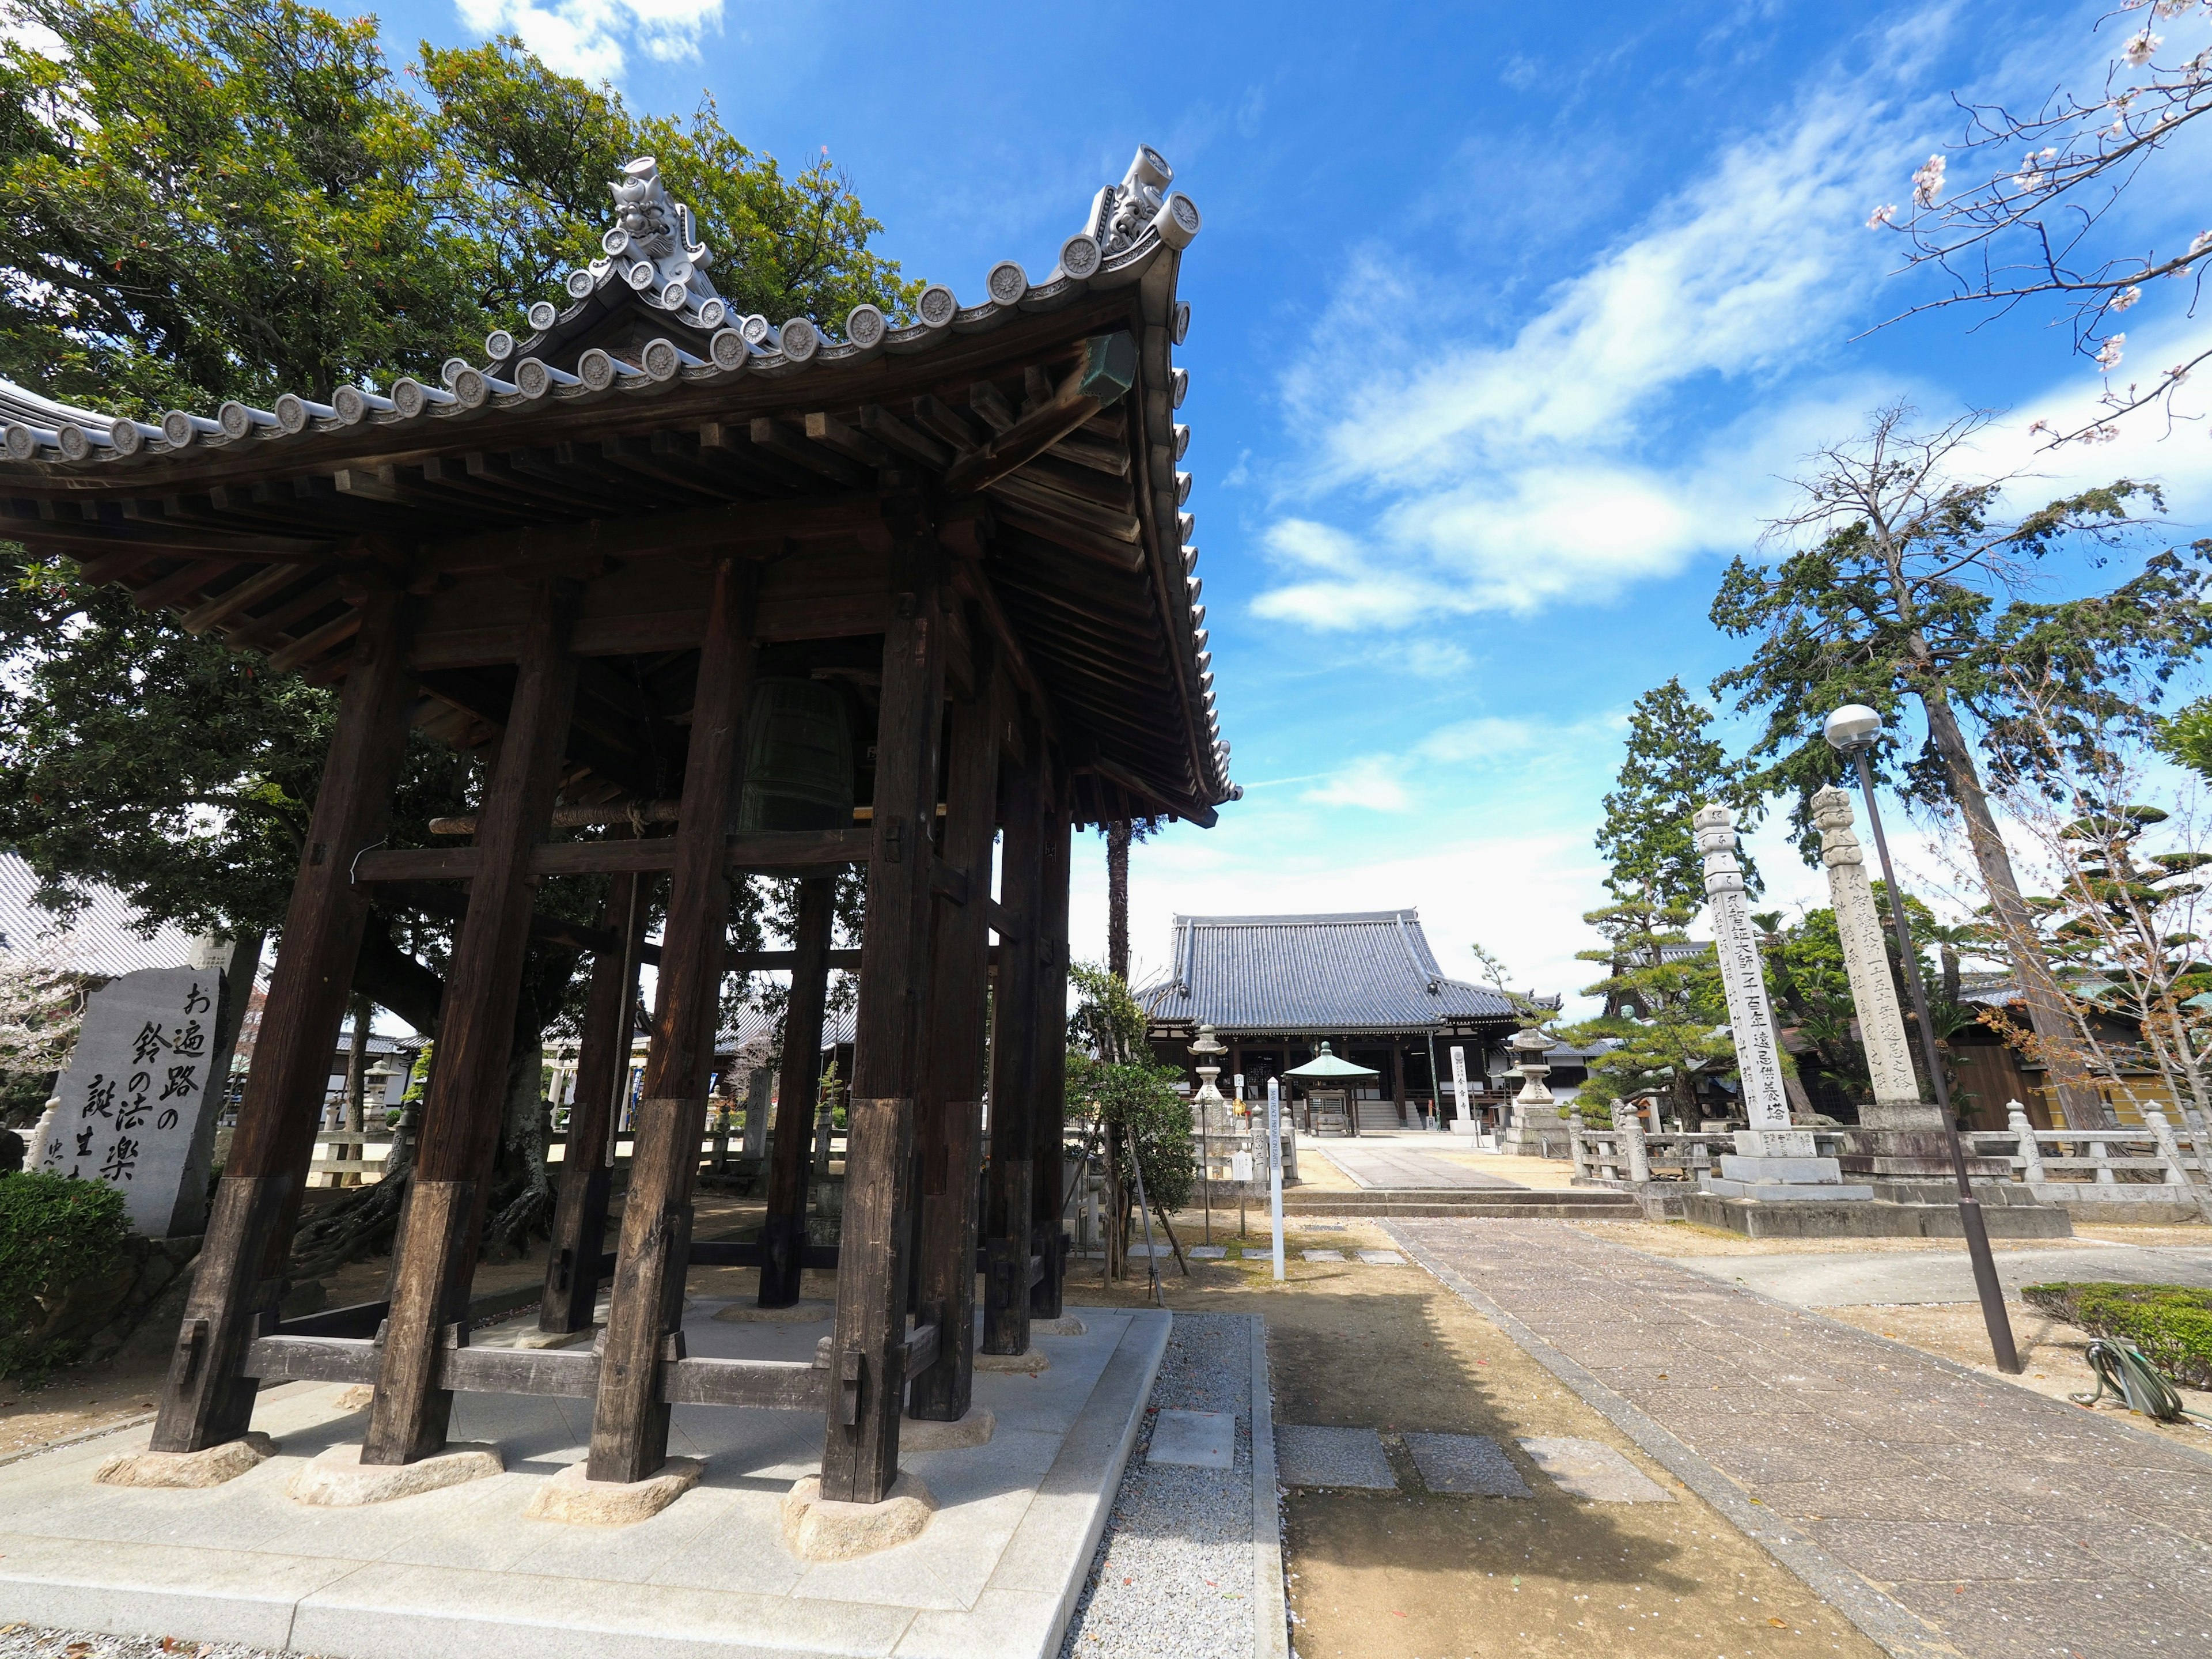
[1690,804,1871,1206]
[35,965,229,1237]
[1810,787,2041,1202]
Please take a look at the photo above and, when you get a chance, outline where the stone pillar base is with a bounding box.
[286,1442,503,1507]
[900,1407,995,1450]
[781,1472,935,1561]
[1700,1128,1872,1201]
[715,1298,836,1324]
[523,1455,702,1525]
[96,1432,275,1489]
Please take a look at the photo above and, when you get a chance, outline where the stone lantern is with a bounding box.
[1189,1024,1228,1137]
[1499,1026,1567,1158]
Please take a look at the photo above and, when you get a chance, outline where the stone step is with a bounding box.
[1281,1187,1641,1218]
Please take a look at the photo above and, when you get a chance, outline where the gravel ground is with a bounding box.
[0,1627,284,1658]
[1059,1312,1263,1659]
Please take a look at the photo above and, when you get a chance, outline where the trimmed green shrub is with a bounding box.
[0,1171,130,1380]
[2022,1281,2212,1390]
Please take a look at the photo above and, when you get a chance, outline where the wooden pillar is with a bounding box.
[1029,789,1071,1320]
[587,559,756,1484]
[982,742,1043,1356]
[820,526,947,1504]
[537,849,650,1335]
[908,676,1000,1421]
[1392,1044,1408,1125]
[366,578,579,1465]
[150,582,416,1455]
[759,876,834,1307]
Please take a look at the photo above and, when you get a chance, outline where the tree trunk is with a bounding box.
[1918,685,2113,1127]
[1106,819,1132,982]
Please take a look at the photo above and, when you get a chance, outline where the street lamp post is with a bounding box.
[1824,704,2022,1374]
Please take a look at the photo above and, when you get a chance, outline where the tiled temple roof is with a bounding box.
[1139,910,1517,1036]
[0,147,1230,823]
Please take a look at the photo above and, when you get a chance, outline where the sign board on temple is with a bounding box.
[36,965,229,1237]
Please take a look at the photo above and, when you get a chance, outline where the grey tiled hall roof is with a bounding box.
[1140,910,1515,1036]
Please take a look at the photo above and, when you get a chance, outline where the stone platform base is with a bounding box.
[522,1455,702,1525]
[0,1301,1167,1659]
[781,1471,936,1562]
[95,1433,274,1490]
[287,1442,503,1506]
[1684,1192,2075,1239]
[902,1407,995,1450]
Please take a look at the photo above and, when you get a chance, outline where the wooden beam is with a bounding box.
[759,876,834,1309]
[820,517,946,1504]
[130,557,237,612]
[908,673,1001,1422]
[351,827,872,884]
[179,563,308,635]
[804,411,892,469]
[588,557,756,1485]
[944,335,1138,497]
[1029,789,1073,1320]
[751,417,869,487]
[855,405,950,468]
[150,584,419,1456]
[422,491,885,577]
[539,841,652,1336]
[988,499,1145,573]
[983,738,1043,1359]
[367,576,581,1466]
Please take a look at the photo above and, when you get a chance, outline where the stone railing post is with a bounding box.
[2006,1103,2043,1185]
[2090,1135,2118,1185]
[1619,1103,1652,1184]
[1567,1109,1589,1179]
[2143,1108,2190,1187]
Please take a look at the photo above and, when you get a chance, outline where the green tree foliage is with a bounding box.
[1065,963,1193,1216]
[0,1169,127,1380]
[1596,677,1758,910]
[1562,678,1747,1120]
[1710,404,2212,1128]
[0,2,919,414]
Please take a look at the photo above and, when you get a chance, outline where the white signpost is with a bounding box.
[36,965,229,1237]
[1449,1044,1471,1135]
[1266,1077,1285,1281]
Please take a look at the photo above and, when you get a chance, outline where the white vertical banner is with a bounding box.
[1266,1077,1285,1281]
[1449,1046,1470,1123]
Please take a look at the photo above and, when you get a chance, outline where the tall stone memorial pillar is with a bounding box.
[1812,787,2013,1191]
[1694,804,1871,1205]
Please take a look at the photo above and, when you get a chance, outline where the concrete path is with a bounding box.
[1669,1243,2212,1308]
[1315,1143,1520,1191]
[1392,1218,2212,1658]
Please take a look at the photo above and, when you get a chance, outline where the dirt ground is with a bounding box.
[1080,1213,1885,1659]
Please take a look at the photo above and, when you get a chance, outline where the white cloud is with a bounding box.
[1251,70,1934,628]
[1300,755,1413,813]
[456,0,720,79]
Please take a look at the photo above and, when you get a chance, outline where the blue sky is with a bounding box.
[369,0,2212,1005]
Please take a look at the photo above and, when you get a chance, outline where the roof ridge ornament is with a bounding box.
[578,157,729,331]
[1085,145,1200,259]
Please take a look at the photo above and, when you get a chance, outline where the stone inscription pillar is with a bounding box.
[1696,803,1869,1203]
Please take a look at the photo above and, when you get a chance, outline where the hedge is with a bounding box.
[2021,1281,2212,1390]
[0,1171,131,1380]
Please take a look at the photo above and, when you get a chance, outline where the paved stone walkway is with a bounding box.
[1319,1145,1518,1190]
[1394,1219,2212,1659]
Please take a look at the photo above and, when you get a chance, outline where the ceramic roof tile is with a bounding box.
[1138,910,1514,1035]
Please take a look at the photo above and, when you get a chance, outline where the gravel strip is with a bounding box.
[1059,1312,1259,1659]
[0,1627,283,1658]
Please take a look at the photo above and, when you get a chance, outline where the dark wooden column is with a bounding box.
[819,528,947,1504]
[1029,786,1072,1320]
[588,558,756,1484]
[982,741,1043,1356]
[908,676,1000,1421]
[759,875,834,1306]
[537,845,651,1335]
[151,582,417,1455]
[366,578,579,1465]
[1392,1044,1408,1125]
